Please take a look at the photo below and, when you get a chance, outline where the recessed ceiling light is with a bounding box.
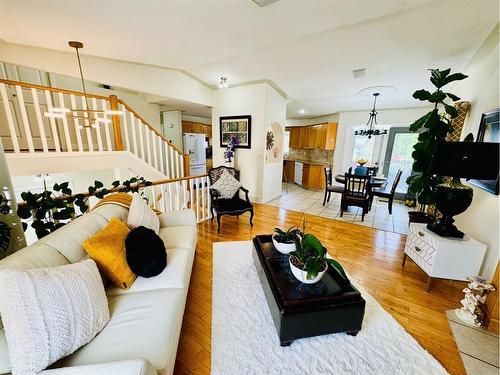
[298,109,305,114]
[352,68,367,79]
[252,0,279,7]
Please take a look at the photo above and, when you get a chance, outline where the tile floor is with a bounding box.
[446,309,499,375]
[265,183,410,235]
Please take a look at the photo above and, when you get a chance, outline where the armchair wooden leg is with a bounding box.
[388,197,394,215]
[249,210,254,227]
[217,214,222,234]
[327,192,331,203]
[323,190,328,206]
[210,207,214,221]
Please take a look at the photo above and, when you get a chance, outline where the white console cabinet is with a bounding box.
[403,223,486,290]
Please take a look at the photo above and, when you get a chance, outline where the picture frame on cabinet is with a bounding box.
[219,115,251,149]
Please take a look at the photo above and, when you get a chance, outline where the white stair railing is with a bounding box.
[0,79,189,179]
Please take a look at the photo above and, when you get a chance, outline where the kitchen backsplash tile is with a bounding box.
[287,148,334,164]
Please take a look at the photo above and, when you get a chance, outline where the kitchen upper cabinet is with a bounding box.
[324,122,338,150]
[289,127,301,148]
[314,125,327,149]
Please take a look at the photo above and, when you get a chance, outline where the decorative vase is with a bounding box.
[354,166,368,175]
[272,236,296,255]
[427,177,473,238]
[289,256,327,284]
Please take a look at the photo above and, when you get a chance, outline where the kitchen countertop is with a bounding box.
[283,159,331,166]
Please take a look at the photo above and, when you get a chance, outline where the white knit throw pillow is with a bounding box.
[127,193,160,234]
[211,170,242,199]
[0,259,109,375]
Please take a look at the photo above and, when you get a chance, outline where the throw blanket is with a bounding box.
[92,193,161,214]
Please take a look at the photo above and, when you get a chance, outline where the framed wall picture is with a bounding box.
[219,115,251,149]
[469,108,499,195]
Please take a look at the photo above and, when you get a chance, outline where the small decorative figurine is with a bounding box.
[456,275,495,327]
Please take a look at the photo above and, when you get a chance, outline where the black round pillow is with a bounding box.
[125,226,167,278]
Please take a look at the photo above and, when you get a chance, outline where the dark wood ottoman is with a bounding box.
[252,235,365,346]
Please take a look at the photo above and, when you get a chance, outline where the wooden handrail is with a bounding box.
[0,79,110,100]
[16,174,208,207]
[117,99,184,155]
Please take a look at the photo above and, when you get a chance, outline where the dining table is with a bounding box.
[334,174,387,189]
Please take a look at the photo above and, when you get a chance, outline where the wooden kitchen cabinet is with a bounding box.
[302,163,326,190]
[289,127,301,148]
[285,122,337,150]
[283,160,295,182]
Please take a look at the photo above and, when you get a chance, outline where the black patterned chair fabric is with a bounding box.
[208,166,254,233]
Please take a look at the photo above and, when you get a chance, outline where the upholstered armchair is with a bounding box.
[208,166,254,233]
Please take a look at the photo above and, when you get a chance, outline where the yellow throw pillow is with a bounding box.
[83,217,136,289]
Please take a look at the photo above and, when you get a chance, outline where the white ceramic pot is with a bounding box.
[272,236,296,255]
[289,256,327,284]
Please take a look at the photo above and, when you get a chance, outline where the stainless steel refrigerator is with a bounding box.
[183,133,207,176]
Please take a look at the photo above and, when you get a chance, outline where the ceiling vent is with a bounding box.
[252,0,280,7]
[352,68,367,79]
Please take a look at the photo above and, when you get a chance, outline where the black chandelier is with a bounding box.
[354,92,388,139]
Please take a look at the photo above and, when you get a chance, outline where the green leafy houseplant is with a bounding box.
[273,226,301,243]
[407,68,468,205]
[17,176,152,239]
[289,233,348,282]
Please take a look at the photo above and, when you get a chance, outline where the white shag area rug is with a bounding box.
[211,241,449,375]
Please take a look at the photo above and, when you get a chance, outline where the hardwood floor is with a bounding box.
[173,203,467,375]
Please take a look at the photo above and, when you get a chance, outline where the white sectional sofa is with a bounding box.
[0,204,197,375]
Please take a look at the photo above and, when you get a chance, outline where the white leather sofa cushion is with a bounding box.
[158,210,196,228]
[0,329,9,374]
[38,212,109,263]
[41,359,157,375]
[106,248,194,297]
[0,243,69,271]
[92,204,129,224]
[159,226,197,251]
[56,288,185,375]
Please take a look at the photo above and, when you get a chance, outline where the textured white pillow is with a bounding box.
[211,170,242,199]
[0,259,109,375]
[127,193,160,234]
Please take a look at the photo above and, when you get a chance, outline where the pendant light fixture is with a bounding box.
[44,41,122,129]
[354,93,388,139]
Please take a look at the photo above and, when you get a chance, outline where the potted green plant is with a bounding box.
[354,158,368,175]
[289,233,348,284]
[272,226,301,254]
[406,68,467,206]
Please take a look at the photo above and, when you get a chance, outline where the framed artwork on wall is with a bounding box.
[468,108,499,195]
[219,115,251,149]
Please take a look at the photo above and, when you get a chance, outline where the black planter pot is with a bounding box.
[427,178,473,239]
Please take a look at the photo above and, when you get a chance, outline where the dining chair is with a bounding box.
[370,169,403,214]
[340,173,371,221]
[323,166,344,206]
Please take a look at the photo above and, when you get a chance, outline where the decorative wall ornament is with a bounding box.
[265,122,282,164]
[456,275,495,327]
[220,115,251,149]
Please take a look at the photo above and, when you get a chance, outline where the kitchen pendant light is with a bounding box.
[44,41,121,129]
[354,93,388,139]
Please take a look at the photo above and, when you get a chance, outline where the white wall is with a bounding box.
[182,114,211,125]
[212,83,286,203]
[0,40,214,108]
[453,24,499,279]
[161,111,183,149]
[262,85,287,202]
[285,113,340,127]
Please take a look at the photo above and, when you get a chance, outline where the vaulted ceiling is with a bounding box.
[0,0,498,118]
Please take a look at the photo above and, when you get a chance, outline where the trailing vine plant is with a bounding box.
[17,176,152,239]
[407,68,468,205]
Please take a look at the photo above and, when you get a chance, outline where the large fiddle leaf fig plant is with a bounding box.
[17,176,152,239]
[407,68,468,205]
